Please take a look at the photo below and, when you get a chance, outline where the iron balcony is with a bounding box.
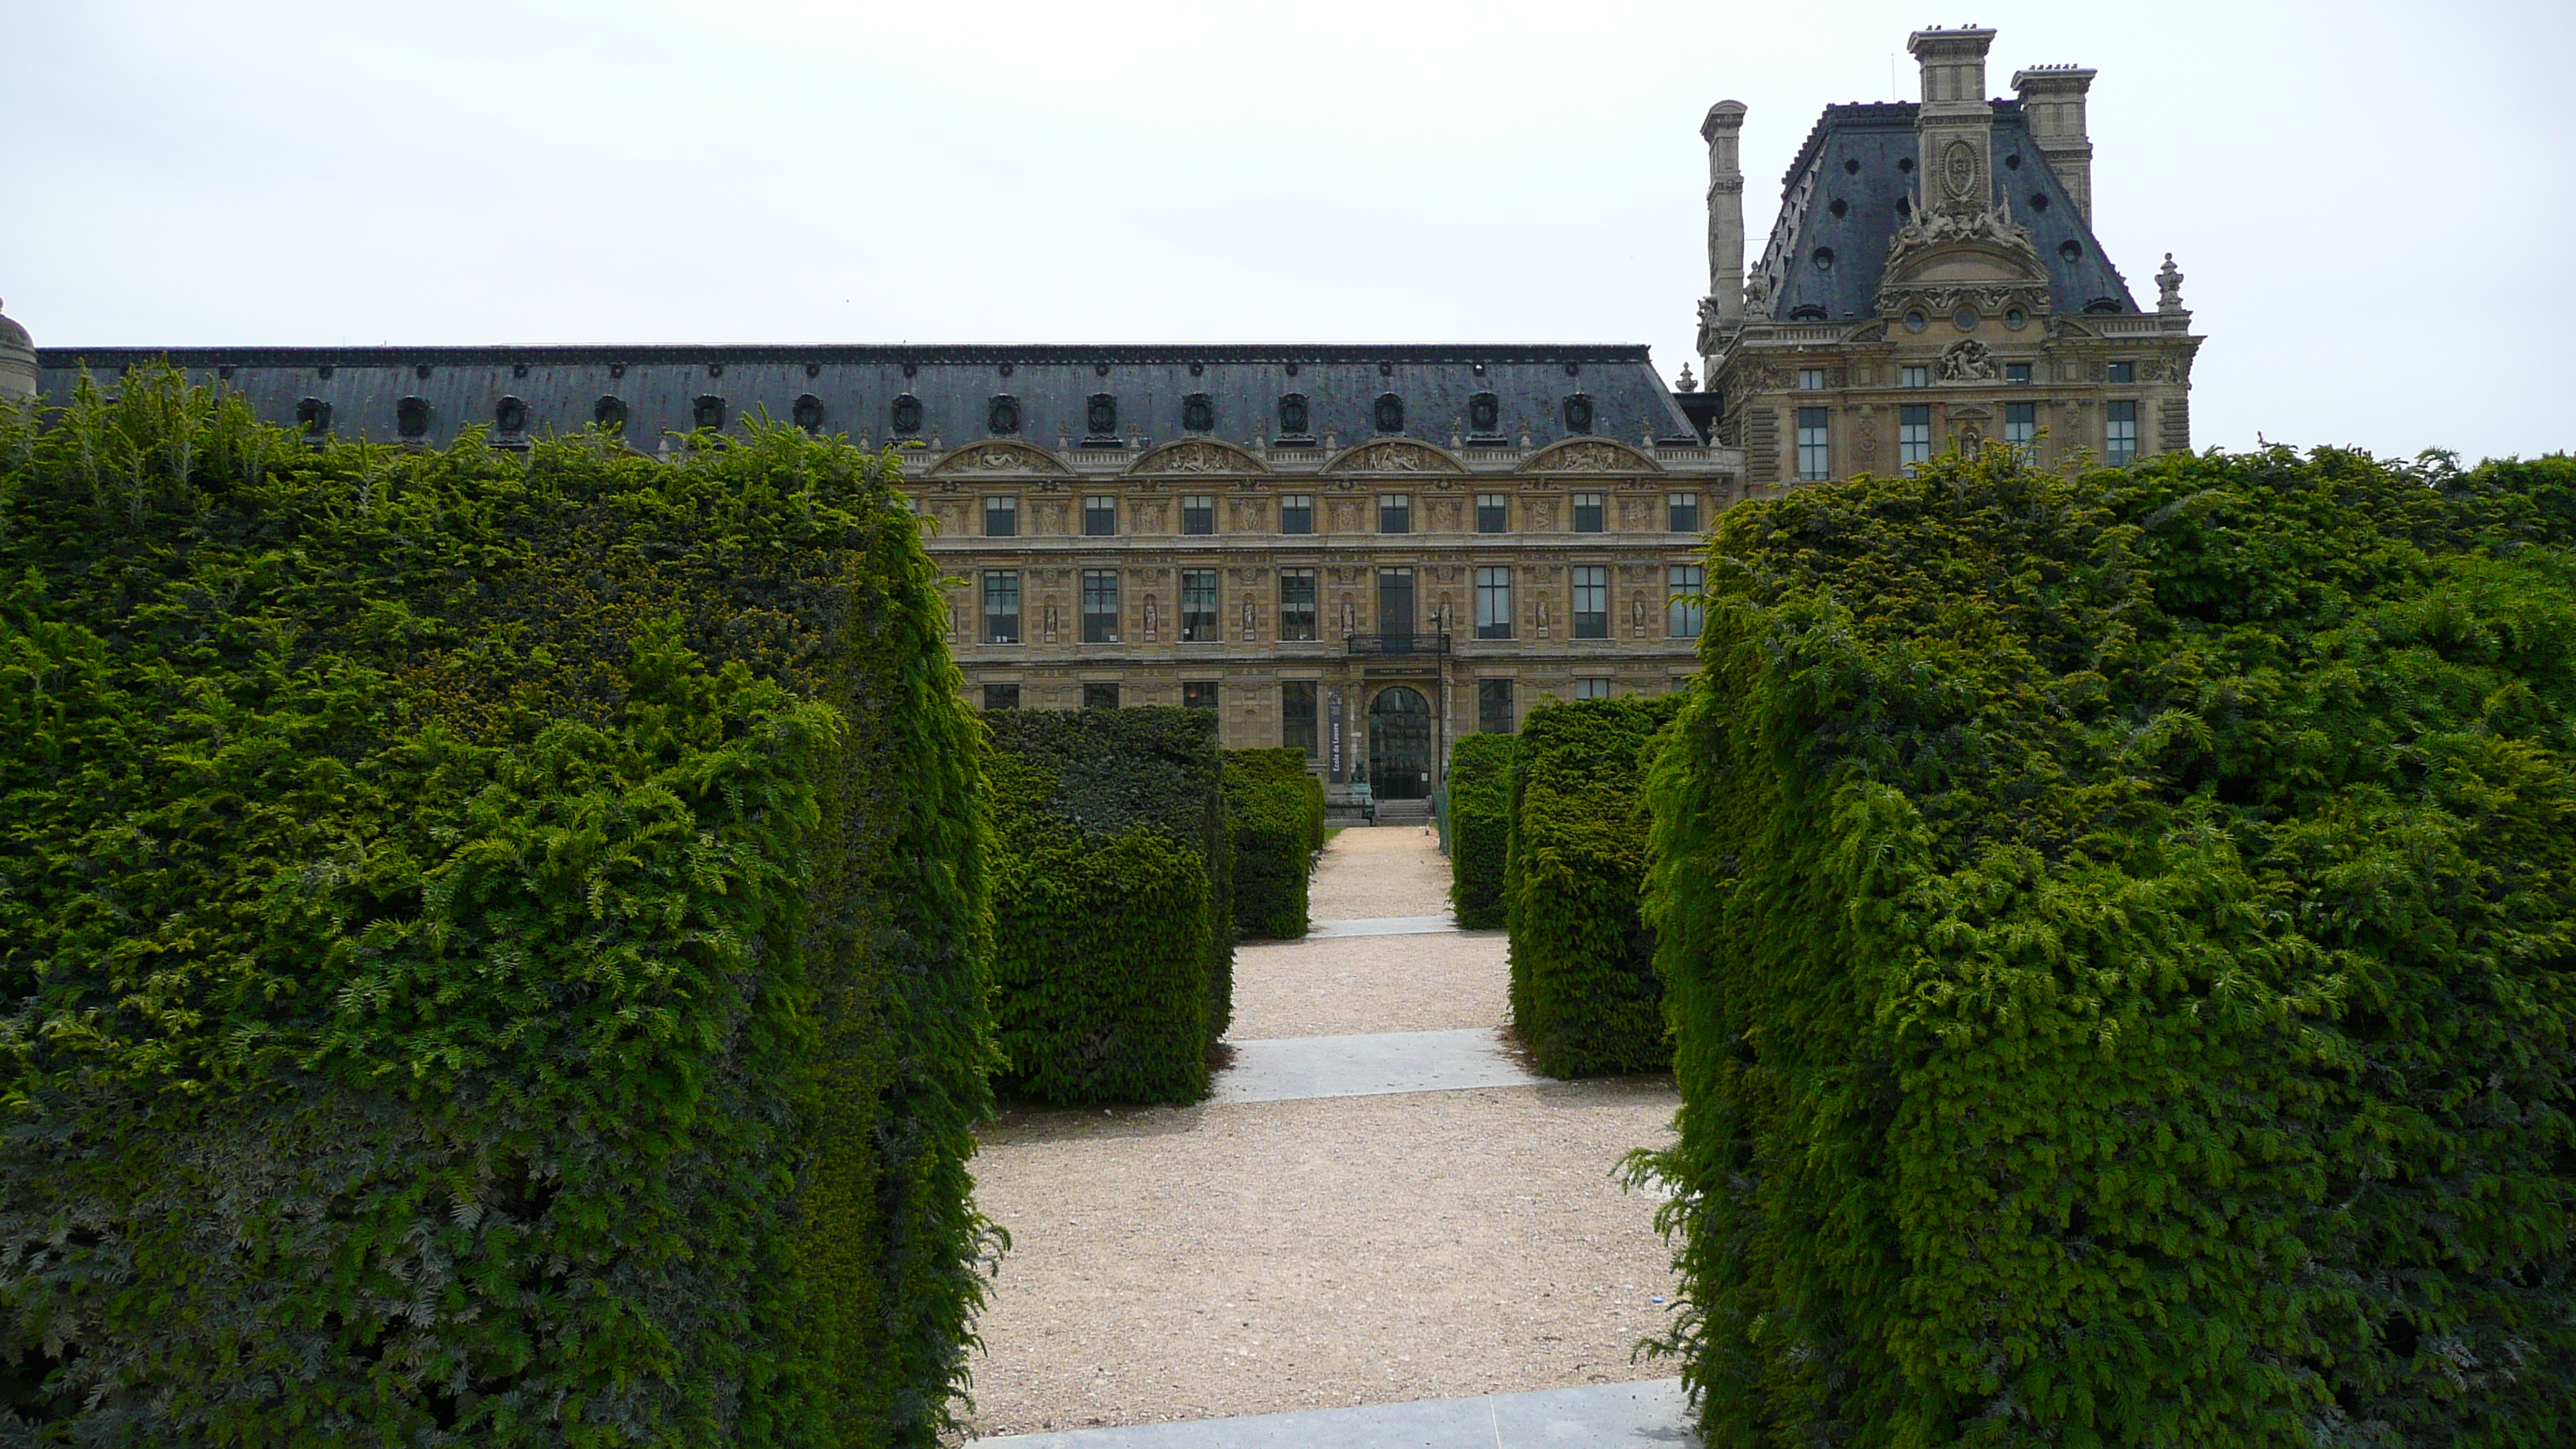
[1344,632,1452,658]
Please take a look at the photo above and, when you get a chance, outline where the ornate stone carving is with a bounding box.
[926,439,1073,477]
[1131,437,1264,475]
[2156,253,2185,312]
[1937,339,2001,382]
[1323,440,1466,475]
[1520,438,1662,474]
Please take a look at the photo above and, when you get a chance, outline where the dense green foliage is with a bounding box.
[1636,444,2576,1447]
[1444,733,1521,930]
[1504,696,1680,1076]
[0,372,1001,1447]
[1225,748,1324,939]
[983,708,1234,1105]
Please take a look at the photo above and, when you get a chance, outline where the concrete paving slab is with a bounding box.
[1308,915,1460,939]
[1210,1028,1542,1104]
[971,1378,1696,1448]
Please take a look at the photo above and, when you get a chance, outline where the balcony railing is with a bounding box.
[1345,632,1451,658]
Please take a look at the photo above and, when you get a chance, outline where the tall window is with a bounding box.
[1282,680,1318,754]
[1478,679,1514,735]
[1083,497,1117,536]
[1180,569,1219,642]
[1475,567,1513,640]
[1180,495,1214,535]
[1571,492,1605,533]
[1574,677,1612,700]
[2106,400,2139,464]
[1278,568,1317,642]
[1667,564,1704,639]
[984,495,1018,537]
[982,683,1019,711]
[1379,494,1412,533]
[1183,680,1218,710]
[1082,682,1119,709]
[1797,407,1831,481]
[1279,494,1314,534]
[1571,567,1608,639]
[981,570,1021,644]
[1900,365,1929,389]
[1081,570,1119,642]
[1378,568,1415,640]
[2005,401,2036,454]
[1899,405,1932,469]
[1476,492,1509,533]
[1667,492,1700,532]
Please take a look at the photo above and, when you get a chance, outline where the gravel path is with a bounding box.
[1228,931,1507,1040]
[1304,823,1454,922]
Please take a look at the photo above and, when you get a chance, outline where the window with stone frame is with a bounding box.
[1279,494,1314,534]
[1796,408,1831,481]
[1571,492,1605,532]
[1081,570,1120,642]
[981,570,1021,644]
[1083,496,1117,536]
[984,495,1018,537]
[1899,405,1933,469]
[2106,400,2139,464]
[1574,677,1612,700]
[1282,681,1319,753]
[1277,569,1317,642]
[1571,567,1609,639]
[1667,492,1700,532]
[2005,401,2037,454]
[1476,492,1509,533]
[1477,678,1514,735]
[1475,567,1513,640]
[1667,564,1704,639]
[1180,495,1215,535]
[1900,365,1930,389]
[1180,569,1220,642]
[1183,680,1219,710]
[1378,494,1412,533]
[1082,682,1119,709]
[982,683,1020,711]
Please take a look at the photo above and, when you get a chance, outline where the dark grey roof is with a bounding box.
[1769,101,2137,323]
[33,342,1701,450]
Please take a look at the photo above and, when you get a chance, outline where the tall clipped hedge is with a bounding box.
[1444,733,1520,929]
[1504,695,1681,1076]
[1225,748,1325,940]
[985,708,1234,1105]
[0,372,998,1447]
[1635,444,2576,1447]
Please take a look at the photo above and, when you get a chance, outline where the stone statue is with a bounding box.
[2156,252,2186,312]
[1937,338,2000,382]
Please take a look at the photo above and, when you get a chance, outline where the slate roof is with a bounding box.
[32,343,1703,451]
[1763,101,2137,322]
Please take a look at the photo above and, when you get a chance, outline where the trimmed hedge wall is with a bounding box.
[1504,695,1682,1076]
[0,372,999,1445]
[1636,445,2576,1447]
[1444,733,1521,929]
[1225,748,1325,939]
[984,707,1234,1104]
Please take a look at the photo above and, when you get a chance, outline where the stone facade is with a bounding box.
[1690,26,2202,488]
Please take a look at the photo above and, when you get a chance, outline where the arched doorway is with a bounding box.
[1367,685,1433,799]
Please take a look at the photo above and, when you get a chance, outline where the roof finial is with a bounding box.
[2156,252,2186,313]
[1677,364,1699,393]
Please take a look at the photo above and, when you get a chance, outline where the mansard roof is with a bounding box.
[31,342,1704,451]
[1762,100,2136,323]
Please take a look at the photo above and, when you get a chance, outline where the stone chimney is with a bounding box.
[1908,26,1999,219]
[1701,101,1748,325]
[2011,64,2098,223]
[0,298,35,401]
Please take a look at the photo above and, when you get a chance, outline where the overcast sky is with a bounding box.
[4,0,2570,462]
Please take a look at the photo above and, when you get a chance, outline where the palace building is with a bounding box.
[0,24,2197,801]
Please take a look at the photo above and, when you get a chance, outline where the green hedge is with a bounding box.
[1444,733,1521,929]
[1225,748,1325,939]
[985,707,1234,1104]
[1635,445,2576,1447]
[0,371,998,1447]
[1504,695,1681,1076]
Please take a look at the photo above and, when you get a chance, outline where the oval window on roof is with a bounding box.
[2059,239,2083,262]
[1278,392,1310,437]
[494,396,529,433]
[891,393,923,434]
[692,394,726,431]
[988,395,1020,435]
[792,392,824,432]
[1811,246,1835,271]
[1468,391,1499,433]
[1182,392,1214,433]
[396,396,430,438]
[1561,393,1594,434]
[295,396,331,435]
[1788,305,1829,321]
[593,395,628,431]
[1373,393,1404,435]
[1086,392,1116,436]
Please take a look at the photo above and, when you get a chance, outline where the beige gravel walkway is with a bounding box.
[961,829,1679,1440]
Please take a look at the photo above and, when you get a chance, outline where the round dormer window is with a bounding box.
[1903,311,1929,334]
[1951,307,1979,332]
[2003,308,2028,331]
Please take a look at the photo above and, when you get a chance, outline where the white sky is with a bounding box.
[4,0,2571,461]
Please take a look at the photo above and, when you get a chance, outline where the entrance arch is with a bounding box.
[1366,685,1433,799]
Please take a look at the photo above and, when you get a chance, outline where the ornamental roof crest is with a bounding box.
[1129,438,1266,475]
[1519,438,1663,474]
[1320,440,1467,476]
[925,439,1074,477]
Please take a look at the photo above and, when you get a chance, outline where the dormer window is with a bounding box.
[1561,393,1594,433]
[1278,393,1310,437]
[891,393,923,434]
[1468,391,1500,434]
[1374,393,1404,434]
[396,396,430,437]
[495,396,529,433]
[295,397,331,435]
[792,393,824,432]
[988,395,1021,435]
[1182,392,1215,433]
[692,395,725,431]
[593,395,627,431]
[1086,392,1117,436]
[1789,306,1829,321]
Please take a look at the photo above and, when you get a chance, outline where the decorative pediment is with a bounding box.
[1321,440,1468,476]
[1519,438,1663,475]
[1129,438,1266,475]
[925,440,1074,477]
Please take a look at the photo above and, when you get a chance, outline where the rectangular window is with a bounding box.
[2005,362,2033,384]
[1183,680,1218,710]
[1180,494,1214,535]
[1282,680,1318,754]
[2106,361,2136,384]
[1083,497,1117,536]
[1796,407,1831,481]
[1082,682,1119,709]
[1477,679,1514,735]
[1277,568,1317,642]
[1378,494,1411,533]
[1900,365,1929,389]
[982,683,1020,711]
[981,570,1021,644]
[1476,492,1509,533]
[1180,568,1219,642]
[1475,567,1513,640]
[1571,566,1608,639]
[1798,368,1826,391]
[2005,401,2036,450]
[1080,569,1119,642]
[1574,677,1612,701]
[2106,400,2139,464]
[984,495,1018,537]
[1667,564,1704,639]
[1571,492,1605,532]
[1378,567,1415,640]
[1899,404,1932,468]
[1279,494,1314,534]
[1667,492,1700,532]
